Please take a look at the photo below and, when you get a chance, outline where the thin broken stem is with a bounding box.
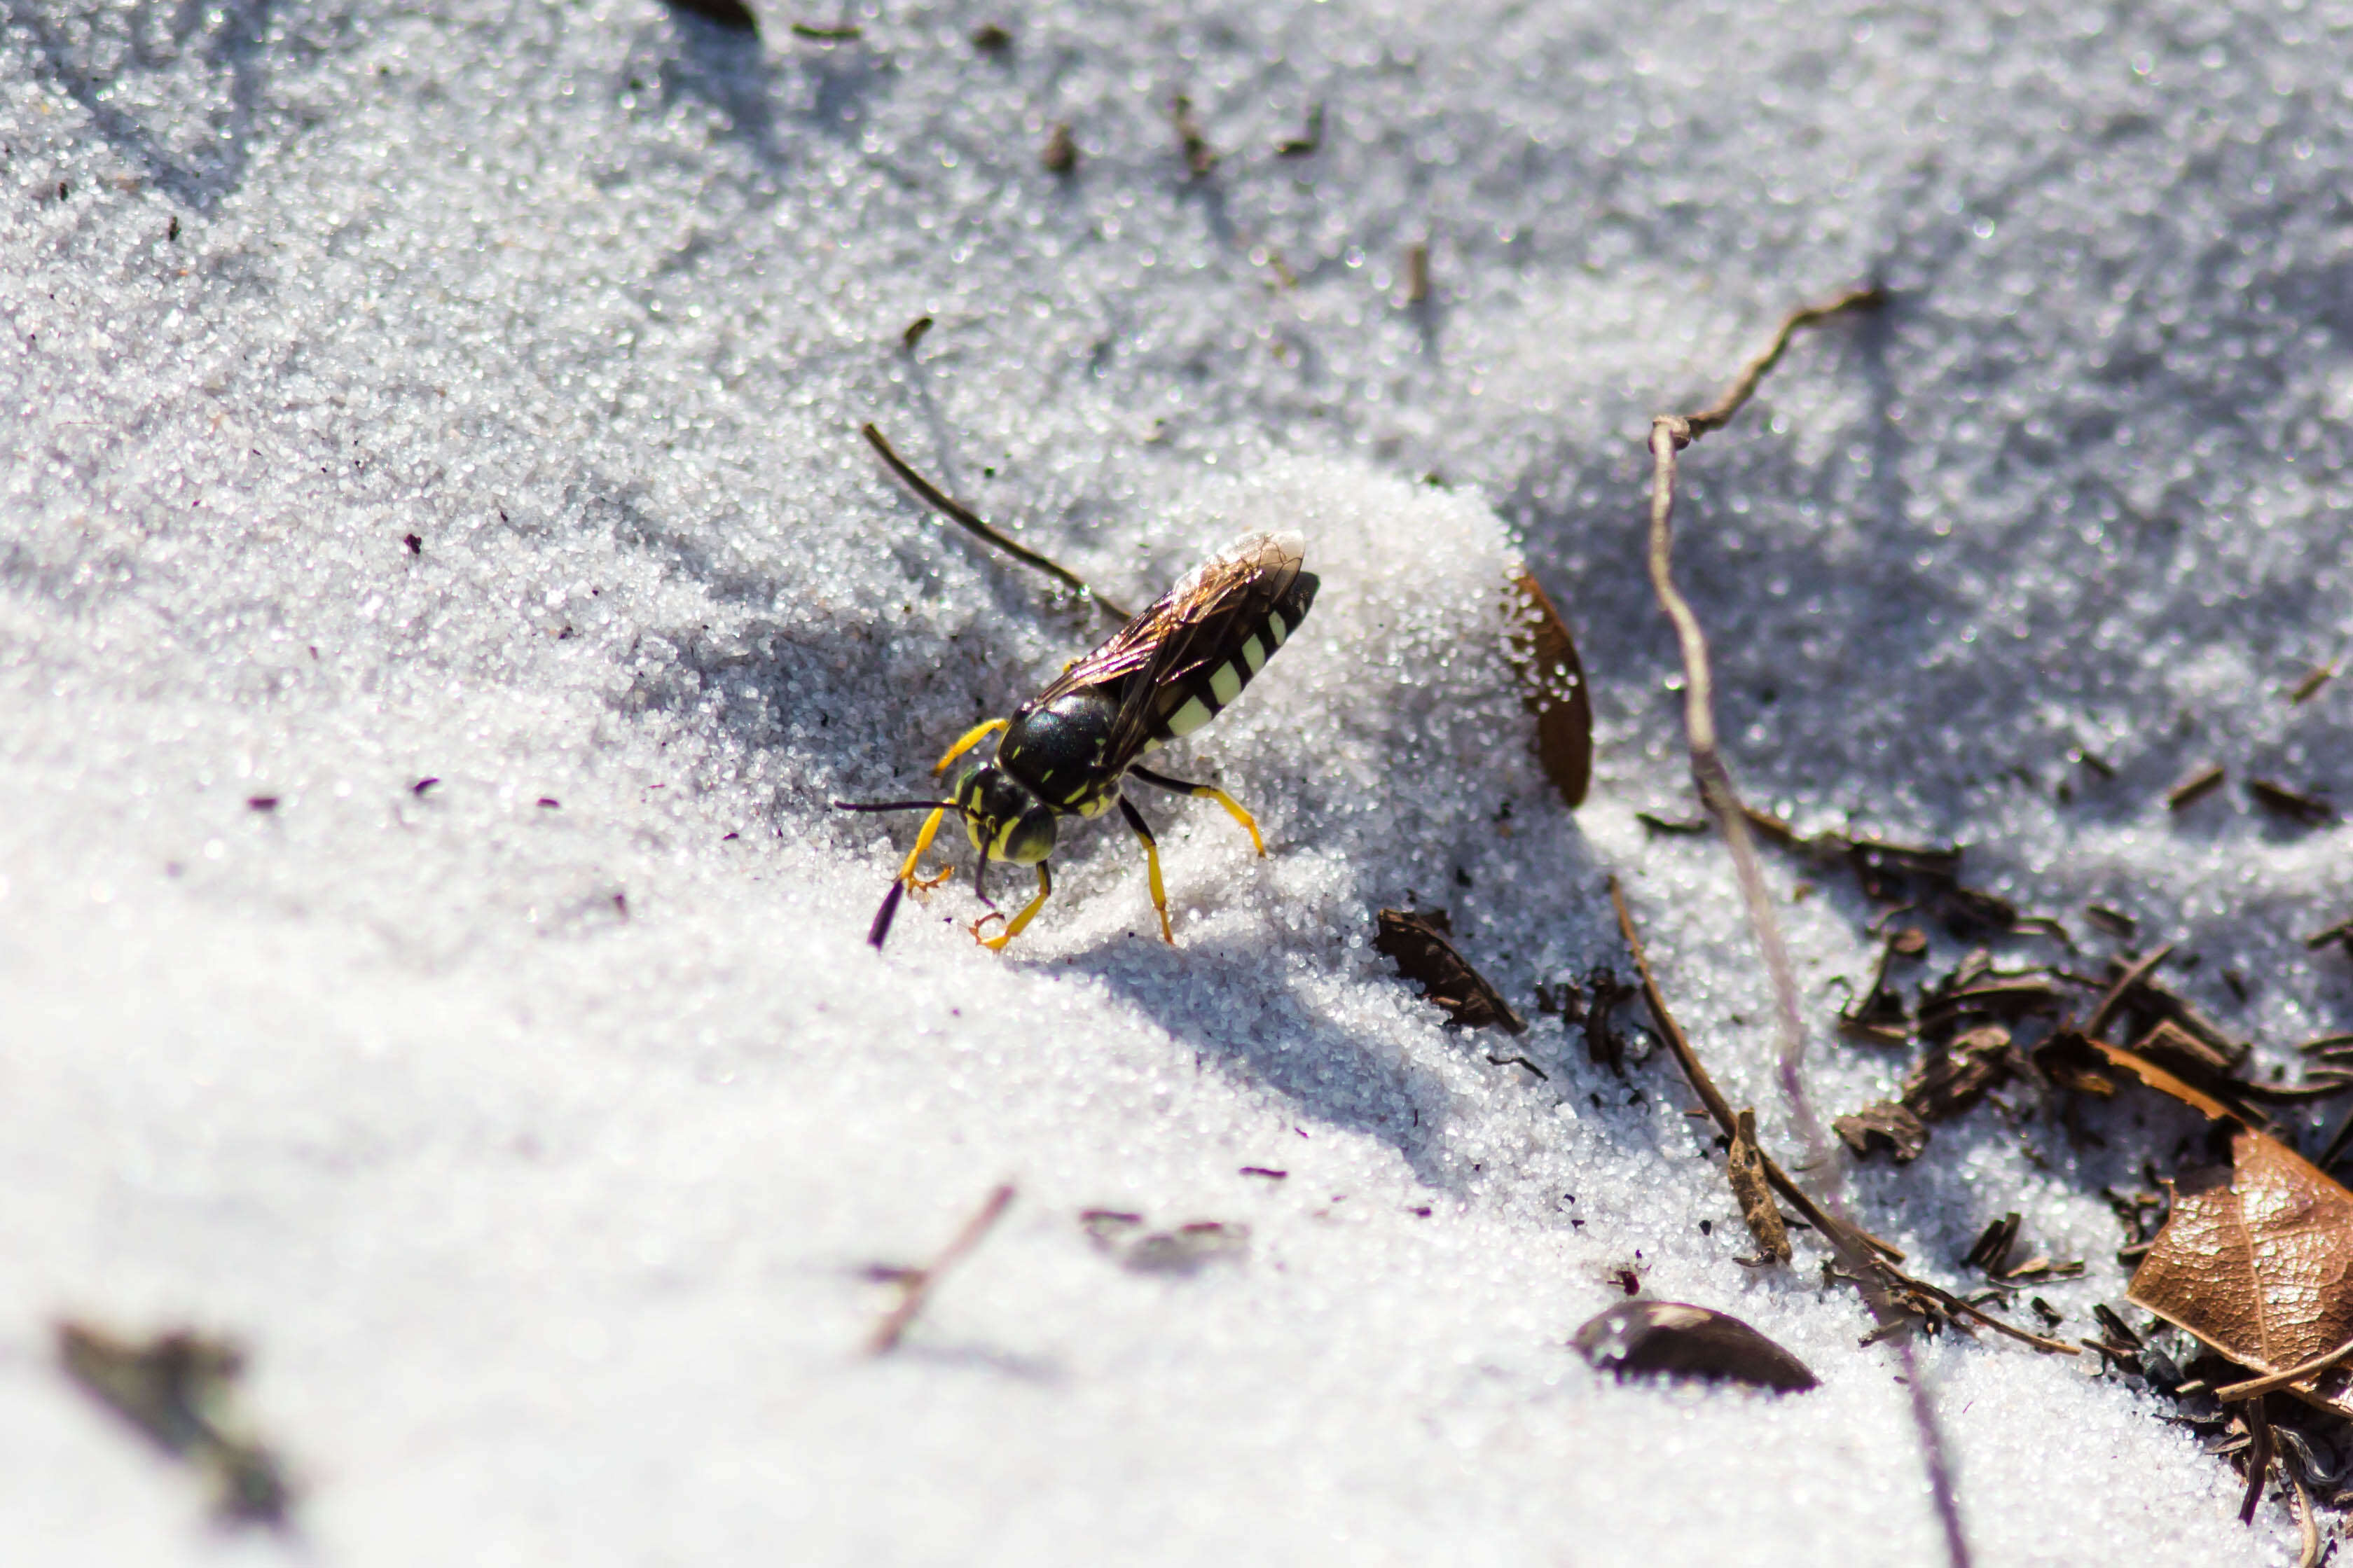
[867,1182,1016,1355]
[1612,879,2077,1359]
[2214,1334,2353,1402]
[1610,878,1900,1261]
[2084,943,2175,1042]
[862,424,1131,621]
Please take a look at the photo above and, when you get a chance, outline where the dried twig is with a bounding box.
[1638,286,1978,1568]
[2214,1334,2353,1402]
[862,424,1130,620]
[868,1183,1016,1354]
[1644,284,1883,1171]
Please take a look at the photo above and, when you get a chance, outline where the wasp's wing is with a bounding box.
[1082,534,1306,770]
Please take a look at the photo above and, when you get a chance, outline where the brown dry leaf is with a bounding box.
[1833,1102,1930,1163]
[2130,1128,2353,1417]
[1506,571,1592,809]
[1372,908,1526,1034]
[1727,1108,1790,1265]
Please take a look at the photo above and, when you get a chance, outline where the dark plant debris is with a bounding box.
[1404,242,1430,305]
[2290,665,2335,705]
[2250,779,2335,826]
[2168,764,2226,810]
[57,1321,294,1527]
[1373,907,1526,1034]
[1743,806,2059,942]
[970,22,1010,51]
[1839,926,1926,1044]
[1274,102,1324,155]
[1041,123,1077,174]
[2085,904,2138,941]
[789,20,862,40]
[1573,1300,1817,1392]
[1834,1101,1931,1163]
[1636,810,1709,835]
[663,0,757,32]
[902,316,932,351]
[1171,95,1217,178]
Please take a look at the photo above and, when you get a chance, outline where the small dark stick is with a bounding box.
[2167,764,2225,810]
[862,424,1129,620]
[789,20,861,39]
[868,1184,1016,1354]
[2249,778,2335,825]
[902,316,932,351]
[1171,95,1217,178]
[2289,665,2335,704]
[1404,242,1430,305]
[1041,122,1077,174]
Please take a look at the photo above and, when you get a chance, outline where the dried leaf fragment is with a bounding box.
[1374,908,1526,1034]
[1505,570,1593,808]
[1902,1023,2015,1121]
[1834,1102,1931,1163]
[57,1321,293,1525]
[1573,1300,1817,1392]
[1727,1109,1790,1265]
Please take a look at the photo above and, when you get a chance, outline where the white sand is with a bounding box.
[4,0,2347,1561]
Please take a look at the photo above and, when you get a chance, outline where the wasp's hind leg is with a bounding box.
[1127,766,1265,856]
[933,718,1009,776]
[974,863,1051,952]
[1117,796,1178,945]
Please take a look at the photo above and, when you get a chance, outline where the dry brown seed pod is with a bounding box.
[1573,1300,1817,1392]
[1506,571,1592,809]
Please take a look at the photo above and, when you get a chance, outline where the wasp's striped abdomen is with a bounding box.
[1147,574,1318,744]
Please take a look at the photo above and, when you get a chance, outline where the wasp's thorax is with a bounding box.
[953,761,1058,866]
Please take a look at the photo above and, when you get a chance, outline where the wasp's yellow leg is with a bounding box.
[896,807,948,887]
[977,863,1052,952]
[1117,796,1177,945]
[933,718,1010,777]
[1128,766,1264,856]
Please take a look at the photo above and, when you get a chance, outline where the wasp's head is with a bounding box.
[952,761,1058,868]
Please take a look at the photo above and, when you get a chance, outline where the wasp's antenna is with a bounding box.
[867,880,906,949]
[862,422,1131,622]
[833,798,962,813]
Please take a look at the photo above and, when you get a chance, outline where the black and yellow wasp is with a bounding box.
[839,532,1318,951]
